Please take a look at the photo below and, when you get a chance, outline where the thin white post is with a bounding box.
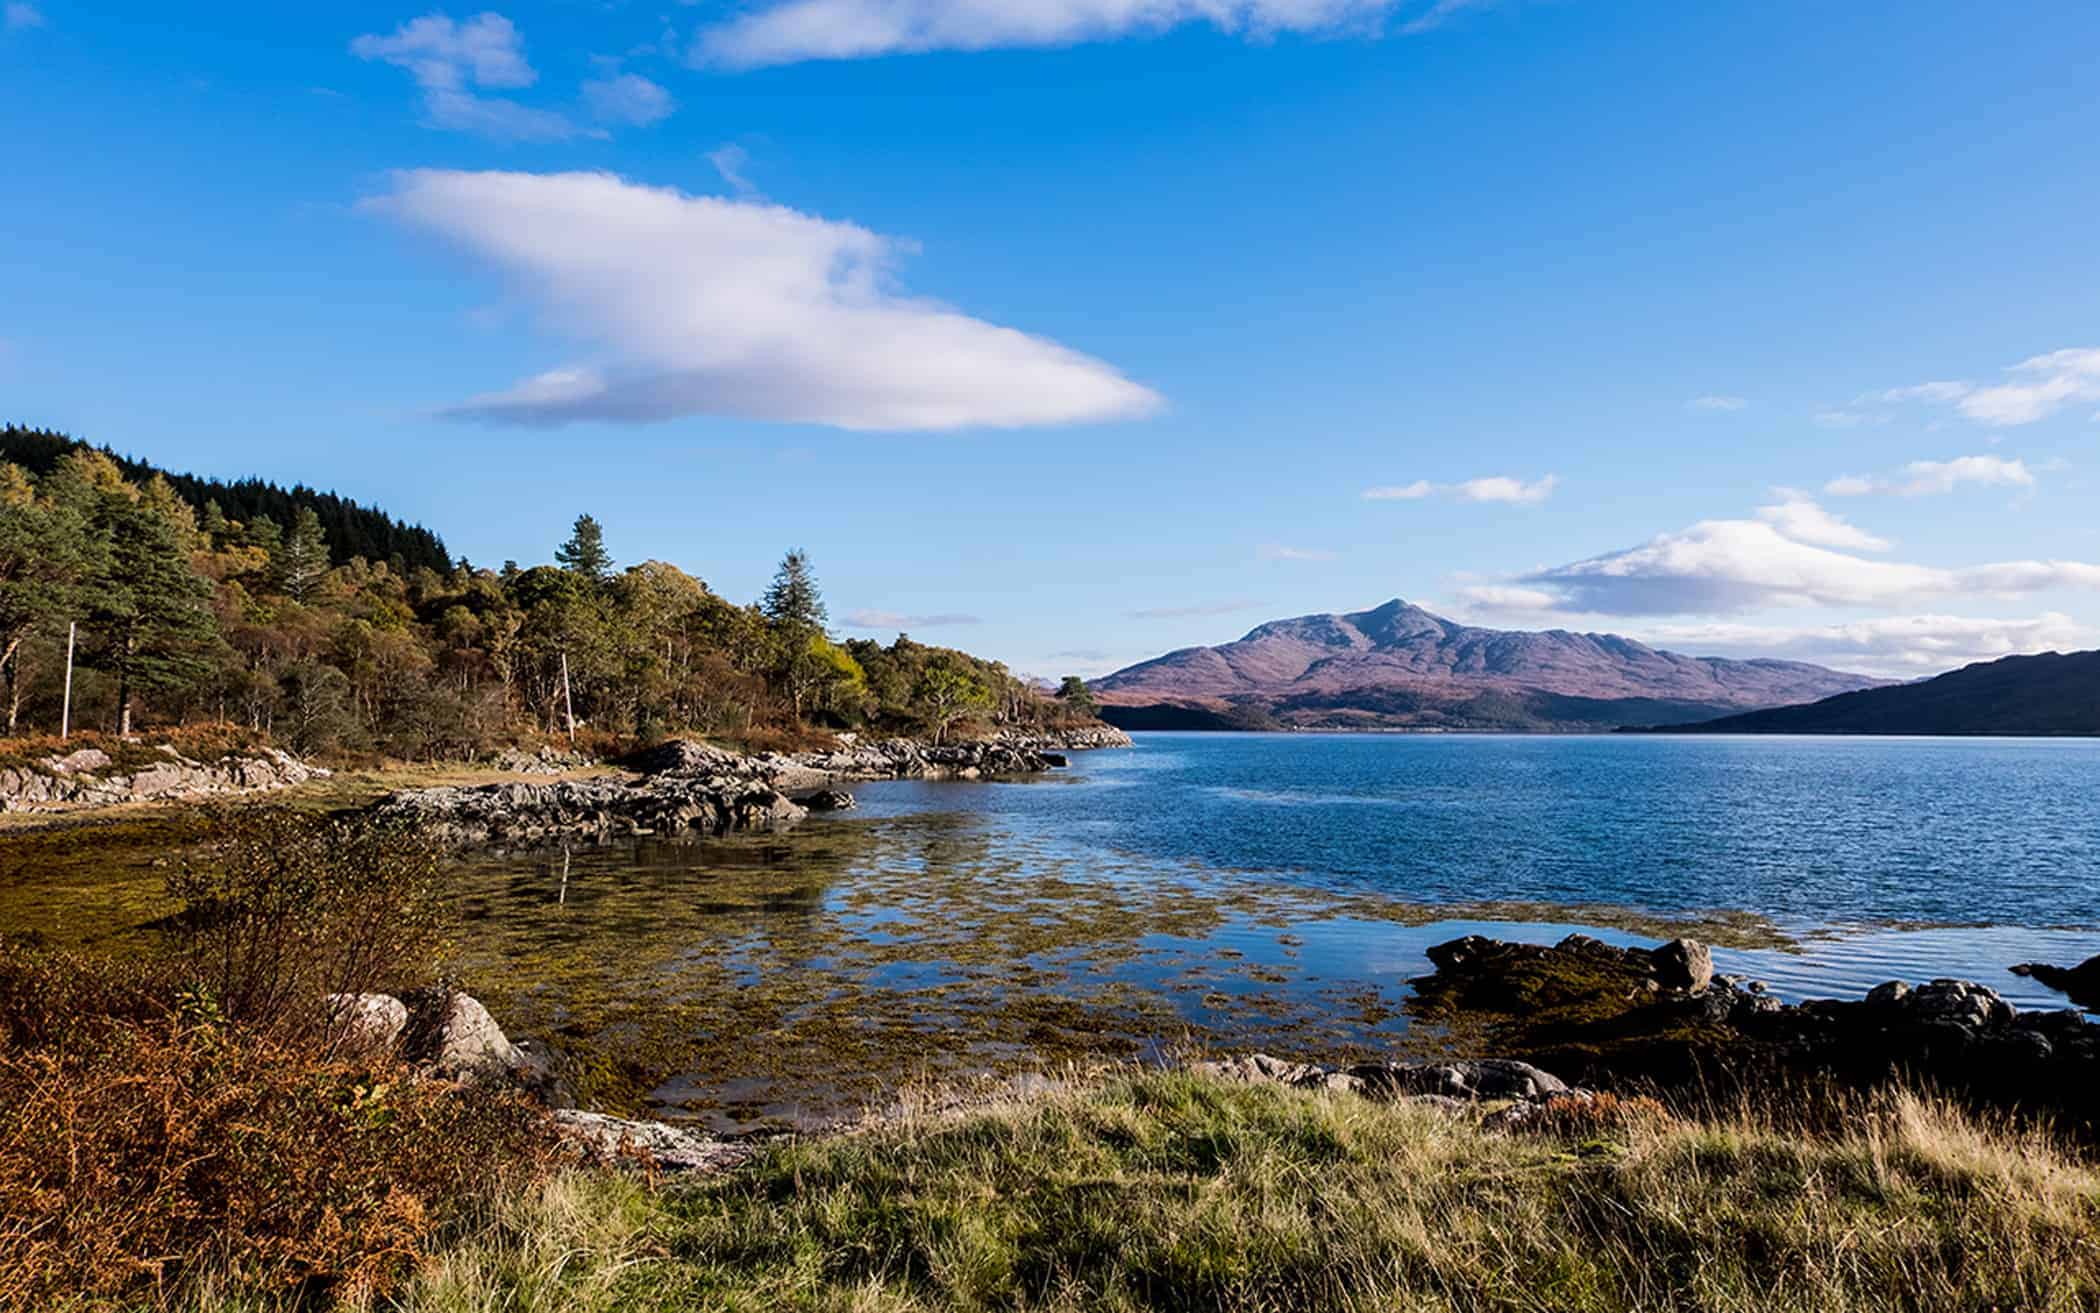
[560,650,576,744]
[60,622,76,740]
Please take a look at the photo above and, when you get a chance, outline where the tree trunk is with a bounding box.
[118,633,135,737]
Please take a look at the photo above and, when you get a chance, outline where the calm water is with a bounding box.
[432,732,2100,1129]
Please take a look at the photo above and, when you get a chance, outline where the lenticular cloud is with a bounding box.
[365,169,1162,432]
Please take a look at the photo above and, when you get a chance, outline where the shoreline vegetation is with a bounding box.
[12,847,2100,1311]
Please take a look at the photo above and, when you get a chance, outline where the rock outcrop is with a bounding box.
[1196,1051,1587,1112]
[625,726,1132,792]
[368,774,812,847]
[1409,932,2100,1119]
[2010,953,2100,1011]
[552,1109,755,1174]
[371,726,1129,848]
[0,744,327,813]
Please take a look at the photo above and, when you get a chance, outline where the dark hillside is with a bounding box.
[1,425,450,572]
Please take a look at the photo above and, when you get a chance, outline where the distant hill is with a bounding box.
[0,425,451,574]
[1092,599,1885,732]
[1640,650,2100,736]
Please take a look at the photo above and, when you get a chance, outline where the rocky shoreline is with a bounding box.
[0,744,328,813]
[333,926,2100,1178]
[1403,931,2100,1122]
[370,726,1133,848]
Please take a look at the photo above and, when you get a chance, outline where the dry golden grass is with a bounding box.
[351,1070,2100,1313]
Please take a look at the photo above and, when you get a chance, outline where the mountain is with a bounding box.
[1091,599,1885,732]
[1641,649,2100,736]
[0,425,452,574]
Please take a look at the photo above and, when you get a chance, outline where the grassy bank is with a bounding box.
[176,1070,2100,1313]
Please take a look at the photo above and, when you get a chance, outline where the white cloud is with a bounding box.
[1456,474,1557,504]
[1517,516,2100,616]
[1687,395,1747,412]
[366,169,1162,431]
[845,609,981,628]
[352,12,581,141]
[581,72,674,126]
[1362,480,1436,500]
[1755,494,1888,551]
[694,0,1470,69]
[1637,613,2091,677]
[1861,349,2100,428]
[1823,455,2036,498]
[1453,584,1560,612]
[1874,381,1971,404]
[4,3,46,31]
[1258,543,1337,562]
[1958,348,2100,426]
[1362,474,1557,504]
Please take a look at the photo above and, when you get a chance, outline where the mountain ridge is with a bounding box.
[1093,599,1887,732]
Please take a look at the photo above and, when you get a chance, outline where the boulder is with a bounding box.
[1352,1058,1571,1102]
[1908,979,2014,1030]
[553,1110,755,1174]
[326,993,409,1053]
[405,990,523,1082]
[2010,954,2100,1011]
[1649,938,1714,993]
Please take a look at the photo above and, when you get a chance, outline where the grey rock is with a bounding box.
[1909,979,2014,1030]
[1650,938,1714,993]
[553,1109,754,1174]
[1352,1058,1571,1102]
[326,992,409,1053]
[1865,980,1911,1007]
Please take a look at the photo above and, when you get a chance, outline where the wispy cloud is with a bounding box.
[581,72,674,126]
[1258,543,1337,562]
[1823,455,2036,498]
[845,609,982,629]
[1126,600,1260,620]
[1846,349,2100,428]
[366,169,1162,431]
[4,3,46,31]
[352,13,580,141]
[694,0,1486,69]
[1686,395,1747,412]
[707,143,758,197]
[1362,474,1557,505]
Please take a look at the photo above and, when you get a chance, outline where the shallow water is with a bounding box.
[9,734,2094,1130]
[434,733,2100,1130]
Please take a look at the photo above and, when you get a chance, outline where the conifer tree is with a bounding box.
[85,492,217,734]
[555,513,613,584]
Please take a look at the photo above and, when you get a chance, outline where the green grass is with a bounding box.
[338,1070,2100,1313]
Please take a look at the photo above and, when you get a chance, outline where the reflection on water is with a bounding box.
[448,734,2100,1132]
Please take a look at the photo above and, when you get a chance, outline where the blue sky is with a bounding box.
[5,1,2099,680]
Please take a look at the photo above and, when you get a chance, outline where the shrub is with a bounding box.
[0,943,549,1311]
[165,809,448,1049]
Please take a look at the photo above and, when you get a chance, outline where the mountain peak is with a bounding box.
[1096,599,1886,732]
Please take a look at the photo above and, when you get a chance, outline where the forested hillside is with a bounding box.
[0,438,1087,755]
[0,427,451,573]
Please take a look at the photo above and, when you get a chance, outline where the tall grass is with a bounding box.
[369,1070,2100,1313]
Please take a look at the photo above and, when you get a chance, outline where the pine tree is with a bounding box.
[85,493,217,734]
[1056,675,1097,716]
[555,514,613,584]
[761,549,826,633]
